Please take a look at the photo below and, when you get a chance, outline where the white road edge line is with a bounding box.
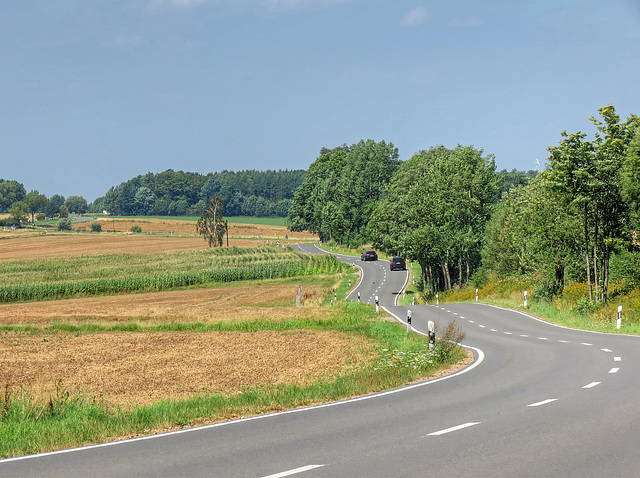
[426,422,480,436]
[582,382,601,389]
[261,465,325,478]
[528,399,557,407]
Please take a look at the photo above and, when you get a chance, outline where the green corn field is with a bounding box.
[0,247,345,303]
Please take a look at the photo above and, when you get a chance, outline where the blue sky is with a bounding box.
[2,0,639,202]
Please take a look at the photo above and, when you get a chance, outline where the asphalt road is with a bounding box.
[3,245,640,477]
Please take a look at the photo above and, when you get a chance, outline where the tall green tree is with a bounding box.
[64,195,88,215]
[288,140,399,245]
[621,131,640,230]
[196,197,227,248]
[369,145,499,292]
[23,190,48,223]
[547,105,639,302]
[0,180,26,213]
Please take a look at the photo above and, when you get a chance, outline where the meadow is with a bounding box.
[0,219,467,458]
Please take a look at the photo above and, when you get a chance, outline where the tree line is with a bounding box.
[288,105,639,304]
[0,169,305,226]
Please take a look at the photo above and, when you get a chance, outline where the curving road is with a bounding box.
[3,245,640,476]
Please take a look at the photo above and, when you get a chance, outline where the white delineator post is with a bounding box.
[407,310,412,332]
[375,295,379,313]
[524,290,528,308]
[617,305,622,329]
[475,289,478,302]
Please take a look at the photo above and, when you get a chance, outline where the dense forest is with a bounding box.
[0,169,305,220]
[288,105,640,304]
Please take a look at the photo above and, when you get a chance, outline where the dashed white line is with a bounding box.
[503,332,512,335]
[601,348,612,353]
[479,325,485,328]
[520,334,529,338]
[490,329,497,332]
[261,465,325,478]
[538,337,549,341]
[558,340,569,343]
[609,368,620,374]
[426,422,480,436]
[528,399,557,407]
[614,356,622,362]
[580,343,593,346]
[582,382,601,389]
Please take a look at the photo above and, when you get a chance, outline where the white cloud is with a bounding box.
[402,6,429,27]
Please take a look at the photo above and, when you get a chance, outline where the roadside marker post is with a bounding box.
[428,320,435,349]
[524,290,528,308]
[475,289,478,301]
[407,310,412,331]
[375,296,379,313]
[358,292,361,302]
[436,293,439,305]
[617,305,622,329]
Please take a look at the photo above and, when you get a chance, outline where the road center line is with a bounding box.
[582,382,601,389]
[580,343,593,346]
[609,368,620,374]
[528,399,557,407]
[261,465,325,478]
[601,348,612,352]
[614,356,622,362]
[426,422,480,436]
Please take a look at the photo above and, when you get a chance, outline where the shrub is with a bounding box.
[90,221,102,232]
[57,218,72,231]
[130,225,142,233]
[573,297,595,315]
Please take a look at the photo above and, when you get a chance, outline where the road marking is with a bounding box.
[582,382,601,389]
[426,422,480,436]
[609,368,620,374]
[503,332,512,335]
[479,325,485,328]
[614,356,622,362]
[601,348,612,352]
[528,399,557,407]
[490,329,497,332]
[580,342,593,346]
[469,320,475,323]
[453,312,458,316]
[459,316,465,319]
[538,337,549,341]
[558,340,569,343]
[520,334,529,337]
[261,465,325,478]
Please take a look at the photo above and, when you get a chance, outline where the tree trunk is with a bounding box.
[593,209,599,302]
[442,262,452,290]
[555,265,565,294]
[585,204,592,302]
[602,246,610,303]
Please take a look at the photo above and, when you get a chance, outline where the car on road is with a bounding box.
[390,257,406,271]
[360,250,378,261]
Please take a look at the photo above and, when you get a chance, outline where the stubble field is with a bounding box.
[0,219,371,411]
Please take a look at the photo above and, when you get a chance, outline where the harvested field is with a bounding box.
[0,283,339,326]
[0,329,375,408]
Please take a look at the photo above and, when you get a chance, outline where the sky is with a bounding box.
[2,0,640,202]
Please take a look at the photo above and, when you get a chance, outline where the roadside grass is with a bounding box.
[0,297,465,458]
[432,274,640,335]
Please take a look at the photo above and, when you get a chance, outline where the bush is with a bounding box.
[90,221,102,232]
[573,297,595,315]
[57,218,72,231]
[130,225,142,233]
[533,279,562,302]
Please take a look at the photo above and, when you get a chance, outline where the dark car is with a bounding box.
[361,250,378,261]
[390,257,406,271]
